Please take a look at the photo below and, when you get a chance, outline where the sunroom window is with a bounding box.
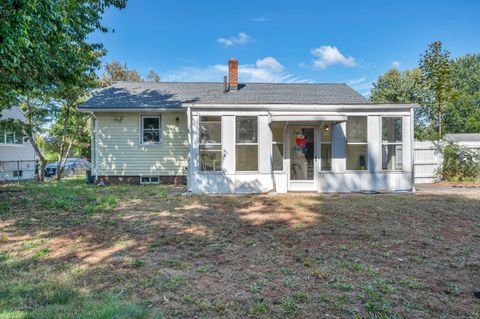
[382,117,403,170]
[141,116,161,144]
[346,117,368,170]
[271,127,284,171]
[320,122,332,171]
[199,116,222,171]
[236,116,258,171]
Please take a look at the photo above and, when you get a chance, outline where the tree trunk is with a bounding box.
[56,106,71,180]
[56,115,87,179]
[438,110,442,139]
[27,132,46,182]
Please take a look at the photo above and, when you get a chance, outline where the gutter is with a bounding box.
[183,103,418,111]
[78,107,185,113]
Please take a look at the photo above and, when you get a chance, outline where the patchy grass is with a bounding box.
[0,178,479,318]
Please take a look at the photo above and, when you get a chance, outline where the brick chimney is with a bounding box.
[228,58,238,90]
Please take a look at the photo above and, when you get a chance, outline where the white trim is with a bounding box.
[140,115,162,145]
[140,176,160,184]
[185,103,417,110]
[269,114,347,122]
[235,115,259,173]
[78,108,184,113]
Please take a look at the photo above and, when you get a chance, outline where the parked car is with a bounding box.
[44,158,91,177]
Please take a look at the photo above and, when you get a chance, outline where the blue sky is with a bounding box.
[90,0,480,96]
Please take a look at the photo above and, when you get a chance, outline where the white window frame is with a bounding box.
[346,116,368,171]
[319,122,332,171]
[140,176,160,184]
[0,130,24,145]
[140,115,162,145]
[199,116,222,172]
[381,116,403,171]
[235,116,259,173]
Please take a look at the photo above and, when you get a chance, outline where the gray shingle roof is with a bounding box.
[445,133,480,142]
[79,81,369,110]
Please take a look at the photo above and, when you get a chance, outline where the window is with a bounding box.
[140,176,159,184]
[346,117,368,170]
[236,116,258,171]
[141,116,161,144]
[271,127,284,171]
[382,117,403,170]
[199,116,222,171]
[13,170,23,177]
[320,122,332,170]
[1,131,23,145]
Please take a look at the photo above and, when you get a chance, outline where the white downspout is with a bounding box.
[410,107,416,193]
[186,106,192,192]
[90,112,99,182]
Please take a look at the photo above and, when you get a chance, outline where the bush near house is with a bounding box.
[442,143,480,181]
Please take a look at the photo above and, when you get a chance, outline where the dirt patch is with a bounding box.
[1,180,479,318]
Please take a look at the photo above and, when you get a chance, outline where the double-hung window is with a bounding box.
[236,116,258,171]
[141,116,161,144]
[320,122,332,171]
[346,116,368,170]
[382,117,403,170]
[199,116,222,171]
[1,131,24,145]
[271,127,284,171]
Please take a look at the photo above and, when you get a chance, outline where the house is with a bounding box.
[0,107,36,181]
[78,59,415,193]
[444,133,480,148]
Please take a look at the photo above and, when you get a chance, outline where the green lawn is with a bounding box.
[0,179,479,318]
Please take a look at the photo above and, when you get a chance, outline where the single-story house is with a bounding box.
[444,133,480,148]
[78,59,415,193]
[0,106,36,181]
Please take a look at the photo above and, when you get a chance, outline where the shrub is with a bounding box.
[441,143,480,181]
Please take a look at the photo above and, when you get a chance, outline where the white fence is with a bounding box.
[413,141,442,184]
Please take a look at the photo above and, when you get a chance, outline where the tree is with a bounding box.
[146,70,161,83]
[0,0,126,181]
[101,61,143,84]
[419,41,453,139]
[370,68,423,104]
[0,0,127,113]
[445,54,480,133]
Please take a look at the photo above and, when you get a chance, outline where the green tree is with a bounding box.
[0,0,126,181]
[0,0,126,112]
[418,41,453,139]
[445,54,480,133]
[146,70,161,83]
[370,68,422,104]
[101,61,143,84]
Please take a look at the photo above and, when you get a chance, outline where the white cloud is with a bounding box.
[391,60,400,68]
[311,46,356,69]
[217,32,254,47]
[252,15,270,22]
[255,56,284,73]
[163,57,310,83]
[347,76,373,97]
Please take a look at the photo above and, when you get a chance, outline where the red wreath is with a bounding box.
[296,135,307,148]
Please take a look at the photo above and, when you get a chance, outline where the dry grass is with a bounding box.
[0,179,479,318]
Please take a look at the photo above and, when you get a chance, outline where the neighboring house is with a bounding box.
[78,59,415,193]
[444,133,480,148]
[0,107,36,181]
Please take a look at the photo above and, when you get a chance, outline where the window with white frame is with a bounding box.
[140,176,159,184]
[382,117,403,170]
[320,122,332,170]
[141,116,161,144]
[346,116,368,170]
[199,116,222,171]
[1,131,24,145]
[236,116,258,171]
[271,127,284,171]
